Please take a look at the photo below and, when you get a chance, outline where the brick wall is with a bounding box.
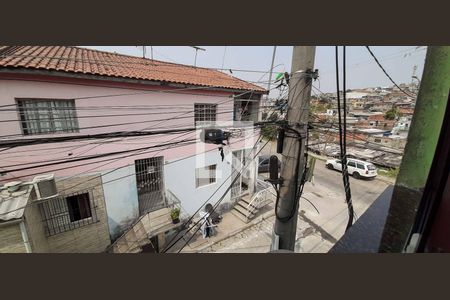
[23,174,111,253]
[0,222,27,253]
[23,188,50,252]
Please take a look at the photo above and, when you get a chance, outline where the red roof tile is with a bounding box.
[0,46,266,93]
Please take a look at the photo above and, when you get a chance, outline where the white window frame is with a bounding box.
[195,164,217,188]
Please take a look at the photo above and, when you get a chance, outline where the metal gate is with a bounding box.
[135,156,166,215]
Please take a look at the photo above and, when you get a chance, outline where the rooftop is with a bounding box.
[0,46,266,93]
[0,182,33,221]
[357,128,387,134]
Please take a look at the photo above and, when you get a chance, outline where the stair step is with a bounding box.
[234,204,254,217]
[238,199,259,211]
[133,221,147,239]
[231,209,251,223]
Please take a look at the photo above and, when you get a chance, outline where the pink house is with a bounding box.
[0,46,267,244]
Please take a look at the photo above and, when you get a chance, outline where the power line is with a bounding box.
[1,121,271,174]
[0,68,284,241]
[0,86,268,147]
[0,128,262,212]
[0,52,269,91]
[46,130,203,196]
[319,46,426,75]
[336,46,354,232]
[162,135,268,253]
[0,127,198,148]
[0,50,286,75]
[174,138,270,253]
[51,119,265,199]
[163,73,307,252]
[0,109,236,139]
[0,104,275,159]
[161,91,288,252]
[365,46,417,98]
[1,136,197,174]
[1,121,267,196]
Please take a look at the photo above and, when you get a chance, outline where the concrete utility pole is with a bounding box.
[273,46,316,251]
[379,46,450,252]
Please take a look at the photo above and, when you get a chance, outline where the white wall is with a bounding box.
[165,150,233,216]
[101,165,139,240]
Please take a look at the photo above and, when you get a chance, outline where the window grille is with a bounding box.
[194,103,217,125]
[38,190,98,236]
[17,99,79,135]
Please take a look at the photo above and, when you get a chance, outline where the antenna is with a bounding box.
[190,46,206,67]
[135,46,146,58]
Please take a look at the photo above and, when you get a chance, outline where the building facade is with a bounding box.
[0,46,266,250]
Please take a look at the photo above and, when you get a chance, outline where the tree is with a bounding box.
[385,107,401,120]
[261,111,279,140]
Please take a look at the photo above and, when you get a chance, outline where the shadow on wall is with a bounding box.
[108,215,139,242]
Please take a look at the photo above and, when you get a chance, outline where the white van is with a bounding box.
[325,158,378,179]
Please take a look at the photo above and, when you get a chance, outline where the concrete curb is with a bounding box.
[375,175,396,185]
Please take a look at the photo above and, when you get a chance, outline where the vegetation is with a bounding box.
[261,111,280,141]
[170,208,180,220]
[384,107,403,120]
[310,102,332,114]
[379,167,400,178]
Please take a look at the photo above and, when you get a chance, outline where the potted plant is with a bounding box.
[170,208,180,224]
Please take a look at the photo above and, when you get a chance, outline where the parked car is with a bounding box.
[258,155,281,173]
[325,158,378,179]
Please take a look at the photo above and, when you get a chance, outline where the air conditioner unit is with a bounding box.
[33,174,58,200]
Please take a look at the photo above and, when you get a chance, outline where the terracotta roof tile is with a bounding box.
[0,46,266,93]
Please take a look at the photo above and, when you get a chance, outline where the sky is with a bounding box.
[83,46,427,97]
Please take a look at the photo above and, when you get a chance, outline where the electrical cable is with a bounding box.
[161,97,285,252]
[336,46,354,232]
[0,107,275,158]
[0,127,199,148]
[0,108,264,202]
[165,137,270,253]
[365,46,416,98]
[0,50,285,79]
[271,72,314,223]
[1,133,197,172]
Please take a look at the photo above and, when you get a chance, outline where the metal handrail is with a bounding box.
[245,179,275,220]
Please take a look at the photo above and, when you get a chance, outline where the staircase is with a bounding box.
[231,179,275,223]
[108,190,183,253]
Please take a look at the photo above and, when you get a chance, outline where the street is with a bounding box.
[201,144,390,253]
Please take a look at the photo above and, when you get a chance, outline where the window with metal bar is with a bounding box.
[16,99,79,135]
[194,103,217,125]
[39,190,98,236]
[66,193,92,222]
[195,164,217,188]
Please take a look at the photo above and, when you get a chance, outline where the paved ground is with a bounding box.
[198,141,390,253]
[168,141,391,253]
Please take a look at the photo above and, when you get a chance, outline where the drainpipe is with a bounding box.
[379,46,450,252]
[19,221,32,253]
